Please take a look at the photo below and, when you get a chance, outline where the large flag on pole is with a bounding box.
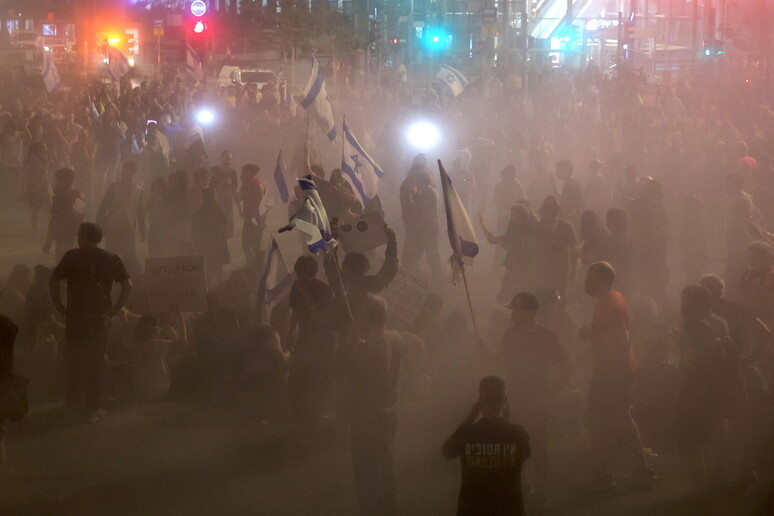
[185,44,203,82]
[278,175,336,254]
[300,57,337,142]
[274,150,289,203]
[41,50,61,94]
[106,46,131,82]
[435,64,469,97]
[438,159,479,277]
[256,237,294,321]
[341,121,384,208]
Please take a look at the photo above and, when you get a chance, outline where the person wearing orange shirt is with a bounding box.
[579,261,655,491]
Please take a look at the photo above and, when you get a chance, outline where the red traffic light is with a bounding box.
[390,37,399,45]
[193,20,207,33]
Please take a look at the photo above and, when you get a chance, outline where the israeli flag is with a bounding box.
[438,159,479,268]
[278,175,336,254]
[435,64,469,97]
[256,237,294,322]
[87,95,101,121]
[41,50,61,94]
[300,57,337,142]
[274,150,289,203]
[106,46,131,81]
[341,121,384,208]
[186,44,203,82]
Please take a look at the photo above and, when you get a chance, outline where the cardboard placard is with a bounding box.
[381,268,429,329]
[145,255,208,313]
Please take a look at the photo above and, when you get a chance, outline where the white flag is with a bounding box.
[256,238,294,322]
[106,46,131,81]
[186,44,203,83]
[438,159,479,276]
[278,175,336,254]
[435,64,469,97]
[300,57,336,141]
[341,121,384,208]
[41,51,61,94]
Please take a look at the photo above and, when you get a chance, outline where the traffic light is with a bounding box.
[389,36,399,46]
[193,20,207,34]
[554,22,580,51]
[187,0,210,37]
[423,27,452,52]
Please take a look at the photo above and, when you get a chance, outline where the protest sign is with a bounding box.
[338,210,388,253]
[381,268,429,329]
[145,255,208,313]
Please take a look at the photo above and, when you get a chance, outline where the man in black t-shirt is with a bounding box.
[50,222,132,421]
[443,375,531,516]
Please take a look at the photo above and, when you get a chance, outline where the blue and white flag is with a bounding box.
[438,160,478,278]
[106,46,131,82]
[87,95,101,121]
[41,50,61,94]
[300,57,337,142]
[341,121,384,208]
[435,64,469,97]
[278,175,336,254]
[256,237,294,322]
[185,44,203,83]
[274,150,289,203]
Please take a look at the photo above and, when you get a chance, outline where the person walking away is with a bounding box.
[210,151,239,239]
[579,261,655,490]
[49,222,132,422]
[347,296,403,516]
[238,164,265,264]
[498,292,572,509]
[286,257,336,440]
[24,141,51,238]
[43,167,85,261]
[443,375,532,516]
[97,162,145,277]
[676,285,737,495]
[192,188,230,285]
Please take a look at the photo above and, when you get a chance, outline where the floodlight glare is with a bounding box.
[196,108,215,125]
[406,121,440,150]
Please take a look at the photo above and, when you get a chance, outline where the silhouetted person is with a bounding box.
[443,375,531,516]
[50,223,132,421]
[347,296,403,516]
[97,162,145,277]
[579,261,654,490]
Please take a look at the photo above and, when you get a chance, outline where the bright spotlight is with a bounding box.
[196,109,215,125]
[406,121,441,151]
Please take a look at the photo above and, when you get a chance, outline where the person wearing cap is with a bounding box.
[442,375,531,516]
[579,261,655,490]
[498,292,571,508]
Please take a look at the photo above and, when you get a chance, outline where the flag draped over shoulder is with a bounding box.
[300,57,336,141]
[438,159,479,275]
[106,46,131,82]
[41,51,61,94]
[341,121,384,208]
[256,237,294,321]
[278,175,336,254]
[435,64,469,97]
[274,150,289,203]
[186,44,203,82]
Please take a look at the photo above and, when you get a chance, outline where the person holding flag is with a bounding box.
[106,46,131,82]
[400,155,442,283]
[300,57,337,142]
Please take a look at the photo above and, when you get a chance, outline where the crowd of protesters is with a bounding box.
[0,54,772,515]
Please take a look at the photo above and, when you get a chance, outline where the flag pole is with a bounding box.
[330,248,354,326]
[459,262,481,339]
